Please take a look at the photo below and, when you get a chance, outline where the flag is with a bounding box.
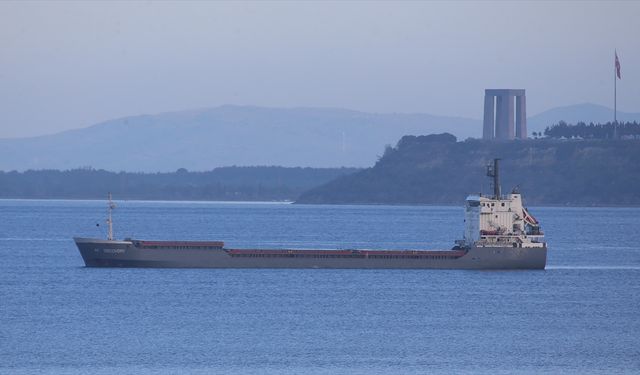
[615,51,621,79]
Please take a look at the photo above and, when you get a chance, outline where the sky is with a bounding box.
[0,1,638,138]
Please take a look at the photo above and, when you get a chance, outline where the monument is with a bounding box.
[483,89,527,140]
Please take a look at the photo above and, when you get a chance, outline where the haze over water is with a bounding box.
[1,200,638,374]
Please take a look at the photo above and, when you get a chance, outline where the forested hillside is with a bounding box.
[296,134,640,206]
[543,121,640,139]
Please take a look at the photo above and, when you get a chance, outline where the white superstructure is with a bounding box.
[460,159,545,249]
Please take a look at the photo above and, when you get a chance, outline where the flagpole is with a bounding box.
[614,51,617,139]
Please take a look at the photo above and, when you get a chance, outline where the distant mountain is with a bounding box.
[528,103,640,133]
[3,103,638,172]
[0,106,479,172]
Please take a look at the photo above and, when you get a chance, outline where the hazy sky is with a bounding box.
[1,1,638,138]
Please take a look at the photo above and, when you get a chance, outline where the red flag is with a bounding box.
[615,51,621,79]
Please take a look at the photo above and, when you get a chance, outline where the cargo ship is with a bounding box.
[74,159,547,269]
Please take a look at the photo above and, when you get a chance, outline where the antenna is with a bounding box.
[486,158,501,199]
[106,192,116,240]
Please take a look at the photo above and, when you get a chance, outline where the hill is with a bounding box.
[296,134,640,206]
[2,103,638,173]
[0,106,479,172]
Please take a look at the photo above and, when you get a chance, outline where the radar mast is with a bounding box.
[486,158,501,199]
[106,192,116,240]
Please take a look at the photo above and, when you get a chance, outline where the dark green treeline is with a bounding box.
[296,133,640,206]
[0,166,360,201]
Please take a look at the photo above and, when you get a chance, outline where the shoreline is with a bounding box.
[1,197,639,208]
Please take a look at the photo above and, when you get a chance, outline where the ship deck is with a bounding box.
[130,239,466,259]
[225,248,467,259]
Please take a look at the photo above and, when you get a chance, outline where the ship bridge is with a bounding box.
[461,160,544,249]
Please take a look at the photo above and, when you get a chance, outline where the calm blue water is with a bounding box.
[1,200,639,374]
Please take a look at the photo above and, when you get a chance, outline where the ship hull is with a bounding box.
[74,238,546,270]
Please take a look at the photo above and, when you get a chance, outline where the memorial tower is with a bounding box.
[483,89,527,140]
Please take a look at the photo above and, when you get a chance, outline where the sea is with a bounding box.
[1,199,639,375]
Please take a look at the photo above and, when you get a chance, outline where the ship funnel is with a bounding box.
[486,159,501,199]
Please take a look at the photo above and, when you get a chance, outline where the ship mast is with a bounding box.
[106,192,116,241]
[487,158,501,199]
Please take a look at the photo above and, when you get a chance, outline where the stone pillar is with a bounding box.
[495,95,506,140]
[506,95,514,139]
[515,95,527,139]
[495,95,514,140]
[483,94,495,140]
[483,89,525,141]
